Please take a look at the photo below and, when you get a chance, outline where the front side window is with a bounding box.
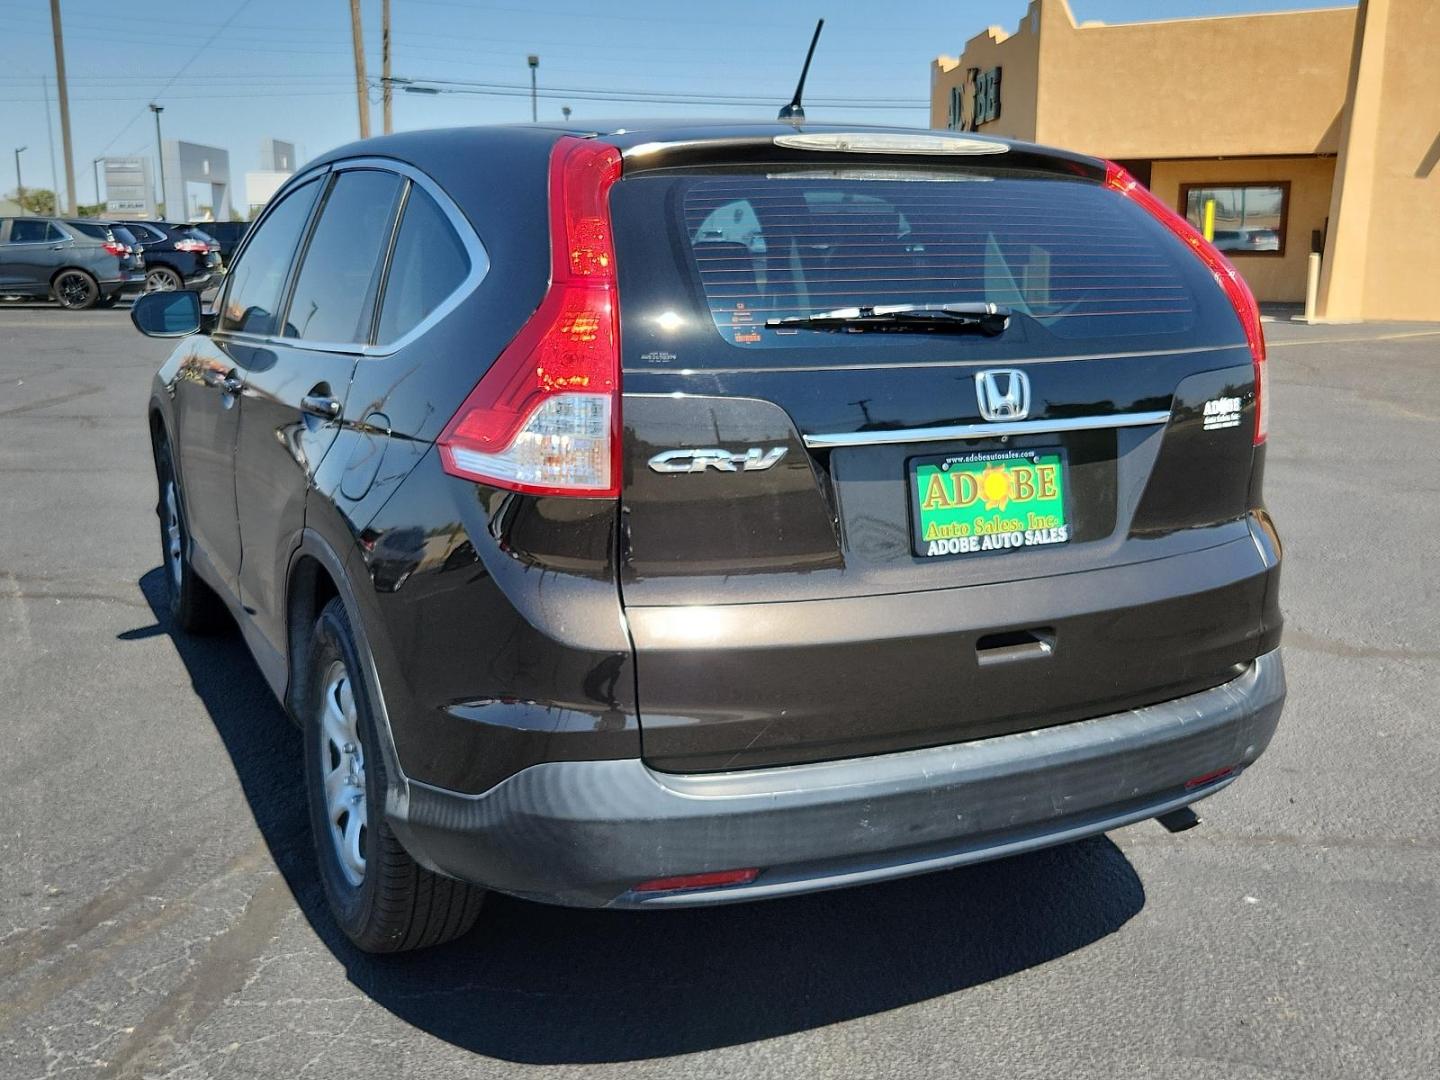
[8,220,62,244]
[1181,183,1288,256]
[376,184,471,345]
[283,169,403,344]
[219,177,321,336]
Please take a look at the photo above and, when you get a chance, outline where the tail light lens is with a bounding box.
[173,238,209,253]
[438,136,623,496]
[1104,162,1268,445]
[102,240,126,257]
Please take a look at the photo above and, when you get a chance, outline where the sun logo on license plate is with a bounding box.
[979,463,1012,511]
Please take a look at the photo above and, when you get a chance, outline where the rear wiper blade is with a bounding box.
[766,302,1011,336]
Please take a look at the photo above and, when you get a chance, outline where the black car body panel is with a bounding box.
[123,220,222,287]
[144,120,1284,910]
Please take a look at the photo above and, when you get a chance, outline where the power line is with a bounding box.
[96,0,255,157]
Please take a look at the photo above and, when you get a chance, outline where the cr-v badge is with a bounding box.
[975,369,1030,421]
[648,447,788,474]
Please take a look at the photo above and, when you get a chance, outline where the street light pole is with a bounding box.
[527,55,539,122]
[93,157,102,213]
[14,146,27,212]
[149,103,165,218]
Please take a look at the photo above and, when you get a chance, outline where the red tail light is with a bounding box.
[438,136,623,496]
[1104,162,1268,445]
[173,238,209,253]
[102,240,126,257]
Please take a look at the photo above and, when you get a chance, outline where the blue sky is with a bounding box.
[2,0,1354,209]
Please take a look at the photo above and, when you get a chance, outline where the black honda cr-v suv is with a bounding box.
[135,121,1285,952]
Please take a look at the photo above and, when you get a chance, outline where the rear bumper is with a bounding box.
[391,647,1285,908]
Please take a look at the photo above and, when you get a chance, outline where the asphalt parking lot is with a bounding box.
[1,302,1438,1079]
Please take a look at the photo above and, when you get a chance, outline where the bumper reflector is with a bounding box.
[633,868,760,893]
[1184,765,1237,790]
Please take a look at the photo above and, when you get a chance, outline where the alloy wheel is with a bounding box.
[55,271,94,308]
[319,660,367,887]
[146,268,180,292]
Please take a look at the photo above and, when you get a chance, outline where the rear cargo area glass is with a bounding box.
[678,172,1198,349]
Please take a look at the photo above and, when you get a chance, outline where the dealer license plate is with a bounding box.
[910,448,1070,559]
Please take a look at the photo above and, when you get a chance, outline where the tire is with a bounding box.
[304,597,485,952]
[155,436,227,634]
[53,269,99,310]
[145,266,183,292]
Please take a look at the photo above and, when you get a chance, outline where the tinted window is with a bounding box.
[8,220,61,244]
[376,184,470,345]
[672,173,1198,349]
[283,170,403,344]
[111,226,140,247]
[219,178,321,336]
[67,221,110,241]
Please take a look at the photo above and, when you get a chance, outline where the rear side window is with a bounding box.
[282,170,403,344]
[219,177,321,336]
[67,221,110,241]
[376,185,470,345]
[677,173,1198,348]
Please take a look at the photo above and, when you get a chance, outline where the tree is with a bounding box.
[5,188,57,215]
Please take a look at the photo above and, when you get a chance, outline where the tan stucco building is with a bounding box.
[931,0,1440,322]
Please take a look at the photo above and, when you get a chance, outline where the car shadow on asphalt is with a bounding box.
[133,565,1147,1065]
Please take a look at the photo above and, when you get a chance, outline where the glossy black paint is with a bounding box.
[145,121,1282,874]
[121,221,222,288]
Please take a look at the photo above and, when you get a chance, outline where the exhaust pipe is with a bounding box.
[1155,806,1201,834]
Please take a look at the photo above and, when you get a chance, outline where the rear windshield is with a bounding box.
[667,171,1199,349]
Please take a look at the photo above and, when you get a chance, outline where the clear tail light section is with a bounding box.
[438,136,623,497]
[1104,162,1268,445]
[173,238,209,253]
[102,240,126,257]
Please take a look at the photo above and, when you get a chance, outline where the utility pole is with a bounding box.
[149,103,165,217]
[49,0,76,215]
[527,55,539,122]
[14,147,26,213]
[382,0,393,134]
[349,0,371,139]
[42,77,59,210]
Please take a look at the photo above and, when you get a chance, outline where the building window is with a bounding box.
[1180,182,1289,256]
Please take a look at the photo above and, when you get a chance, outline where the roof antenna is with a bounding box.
[778,18,824,124]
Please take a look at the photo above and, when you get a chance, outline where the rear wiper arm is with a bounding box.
[766,302,1011,336]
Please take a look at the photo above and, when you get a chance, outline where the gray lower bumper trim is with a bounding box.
[393,649,1285,908]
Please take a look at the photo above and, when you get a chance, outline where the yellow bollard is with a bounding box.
[1203,198,1216,243]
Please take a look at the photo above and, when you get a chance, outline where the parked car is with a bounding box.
[0,216,146,309]
[135,121,1284,953]
[189,220,250,265]
[120,220,222,292]
[61,220,148,307]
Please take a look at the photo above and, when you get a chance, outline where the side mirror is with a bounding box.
[131,290,202,337]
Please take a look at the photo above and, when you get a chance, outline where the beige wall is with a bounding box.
[1150,157,1336,303]
[1318,0,1440,321]
[933,0,1356,159]
[932,11,1041,141]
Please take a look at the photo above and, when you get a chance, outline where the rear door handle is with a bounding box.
[301,394,342,420]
